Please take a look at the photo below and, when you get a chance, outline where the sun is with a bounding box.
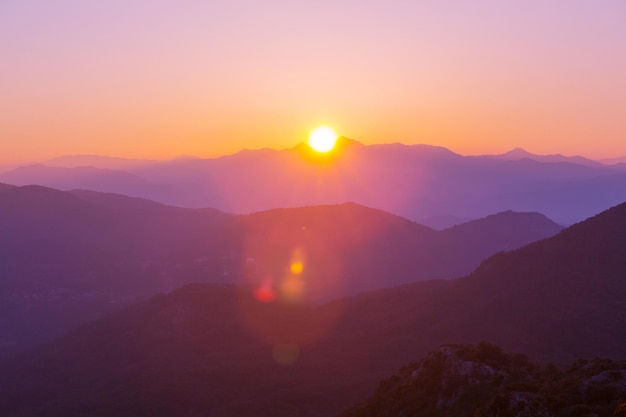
[308,126,338,153]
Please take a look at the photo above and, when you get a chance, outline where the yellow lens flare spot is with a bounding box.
[289,247,306,275]
[290,261,304,275]
[308,126,338,153]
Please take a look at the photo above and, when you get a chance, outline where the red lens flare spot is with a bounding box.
[254,279,276,303]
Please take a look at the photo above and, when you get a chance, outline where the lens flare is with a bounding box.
[281,275,305,302]
[289,247,306,275]
[290,261,304,275]
[253,277,276,303]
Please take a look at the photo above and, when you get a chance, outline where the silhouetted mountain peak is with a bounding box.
[459,210,562,229]
[493,147,604,168]
[0,182,16,191]
[552,200,626,247]
[598,156,626,166]
[370,142,463,160]
[247,201,417,224]
[0,164,148,180]
[0,183,85,206]
[503,147,534,158]
[68,189,169,210]
[290,136,364,154]
[45,154,157,169]
[335,136,365,147]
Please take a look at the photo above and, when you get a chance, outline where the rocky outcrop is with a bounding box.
[338,343,626,417]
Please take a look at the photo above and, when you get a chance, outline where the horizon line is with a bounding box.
[1,140,625,168]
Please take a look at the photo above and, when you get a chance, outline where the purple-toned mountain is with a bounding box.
[598,155,626,166]
[0,184,562,361]
[1,141,625,224]
[0,164,166,198]
[487,147,604,167]
[0,200,625,416]
[44,154,157,169]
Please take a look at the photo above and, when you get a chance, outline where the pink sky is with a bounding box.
[1,1,625,163]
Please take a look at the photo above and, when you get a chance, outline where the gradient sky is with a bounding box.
[1,1,625,163]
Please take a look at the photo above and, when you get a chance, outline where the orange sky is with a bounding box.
[1,1,625,164]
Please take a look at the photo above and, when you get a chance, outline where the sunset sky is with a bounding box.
[1,1,625,164]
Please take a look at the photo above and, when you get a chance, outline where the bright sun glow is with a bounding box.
[308,126,338,153]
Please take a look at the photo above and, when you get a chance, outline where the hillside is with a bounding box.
[0,202,625,416]
[338,343,626,417]
[235,204,562,300]
[0,185,233,360]
[425,200,626,362]
[0,184,562,361]
[0,164,162,197]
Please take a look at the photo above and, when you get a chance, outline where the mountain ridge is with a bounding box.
[2,142,625,224]
[0,184,563,361]
[0,200,625,416]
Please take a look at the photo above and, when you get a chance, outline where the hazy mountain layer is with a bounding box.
[0,184,561,361]
[0,201,625,416]
[2,141,626,224]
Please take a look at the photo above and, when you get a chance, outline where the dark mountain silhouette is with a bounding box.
[338,343,626,417]
[0,184,562,361]
[231,204,561,305]
[0,282,448,417]
[489,147,604,168]
[0,164,167,198]
[0,201,624,416]
[235,204,562,301]
[0,184,233,361]
[2,141,625,224]
[599,155,626,166]
[44,154,157,169]
[432,210,563,274]
[67,189,170,210]
[430,201,626,362]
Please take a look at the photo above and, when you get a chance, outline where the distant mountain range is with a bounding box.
[44,154,158,169]
[0,184,562,361]
[2,141,626,224]
[1,199,625,416]
[485,147,605,167]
